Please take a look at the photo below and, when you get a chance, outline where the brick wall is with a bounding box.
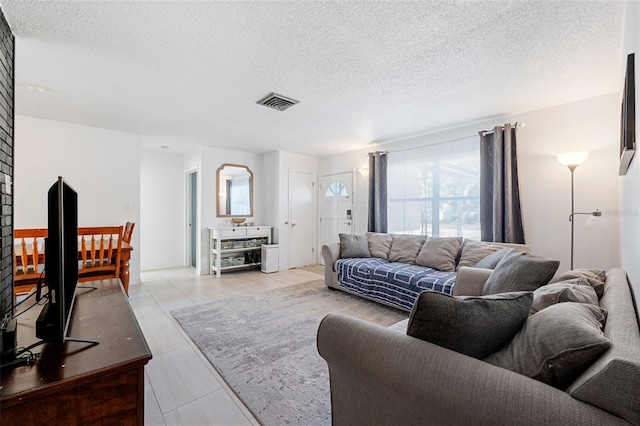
[0,9,13,317]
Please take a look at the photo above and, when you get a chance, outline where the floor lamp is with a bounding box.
[557,151,602,269]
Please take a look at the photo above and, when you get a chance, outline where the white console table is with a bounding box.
[208,226,273,277]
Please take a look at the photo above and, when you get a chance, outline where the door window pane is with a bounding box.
[326,181,348,197]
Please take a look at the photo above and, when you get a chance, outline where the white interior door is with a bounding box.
[187,170,198,268]
[289,170,315,268]
[320,172,354,264]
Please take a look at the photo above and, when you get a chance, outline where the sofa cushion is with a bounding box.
[474,248,514,269]
[366,232,394,259]
[530,282,599,315]
[415,237,462,272]
[549,269,606,298]
[485,302,610,389]
[339,234,371,258]
[407,290,532,359]
[457,241,509,269]
[388,234,426,264]
[551,268,606,283]
[336,258,456,312]
[482,251,560,295]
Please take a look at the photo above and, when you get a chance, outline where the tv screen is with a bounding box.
[620,52,636,175]
[35,177,78,343]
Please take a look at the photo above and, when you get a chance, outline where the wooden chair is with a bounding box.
[77,226,123,283]
[13,228,48,296]
[123,222,135,244]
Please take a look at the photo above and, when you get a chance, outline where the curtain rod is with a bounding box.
[369,121,524,155]
[479,122,524,135]
[369,134,478,155]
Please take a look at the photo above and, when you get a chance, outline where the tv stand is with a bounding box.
[0,279,151,425]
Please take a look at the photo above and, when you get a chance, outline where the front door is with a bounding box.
[320,172,354,264]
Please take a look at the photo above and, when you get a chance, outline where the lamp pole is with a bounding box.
[558,151,600,271]
[568,165,576,270]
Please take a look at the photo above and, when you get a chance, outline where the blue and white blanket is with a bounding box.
[336,257,457,311]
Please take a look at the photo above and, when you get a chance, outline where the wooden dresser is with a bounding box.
[0,279,152,425]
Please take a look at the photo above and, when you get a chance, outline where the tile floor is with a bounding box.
[129,267,322,426]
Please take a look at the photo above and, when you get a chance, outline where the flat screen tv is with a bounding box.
[620,52,636,175]
[35,177,79,343]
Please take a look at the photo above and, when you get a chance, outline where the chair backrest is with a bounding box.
[123,222,135,244]
[13,228,48,284]
[77,226,123,283]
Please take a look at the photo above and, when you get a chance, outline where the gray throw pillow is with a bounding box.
[530,282,599,315]
[366,232,394,259]
[407,290,532,359]
[415,237,463,272]
[485,303,610,389]
[457,241,509,270]
[482,250,560,295]
[388,234,426,264]
[339,234,371,258]
[474,248,514,269]
[549,269,606,298]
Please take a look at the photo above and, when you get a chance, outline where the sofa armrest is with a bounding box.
[452,267,493,296]
[317,313,627,426]
[321,243,341,287]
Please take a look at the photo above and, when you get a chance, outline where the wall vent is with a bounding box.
[256,92,299,111]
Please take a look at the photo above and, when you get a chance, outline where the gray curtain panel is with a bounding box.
[368,151,388,233]
[479,124,525,244]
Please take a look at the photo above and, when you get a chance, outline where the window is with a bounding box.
[387,136,480,239]
[229,177,250,215]
[325,181,348,197]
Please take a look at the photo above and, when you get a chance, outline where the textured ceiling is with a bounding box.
[0,1,626,157]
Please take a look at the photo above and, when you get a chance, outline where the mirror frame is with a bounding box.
[216,163,254,218]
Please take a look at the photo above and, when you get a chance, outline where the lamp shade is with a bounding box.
[557,151,589,167]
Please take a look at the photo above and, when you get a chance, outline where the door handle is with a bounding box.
[291,223,297,227]
[344,222,351,225]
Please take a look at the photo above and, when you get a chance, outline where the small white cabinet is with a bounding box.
[208,226,273,277]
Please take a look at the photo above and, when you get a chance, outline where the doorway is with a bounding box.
[289,170,315,268]
[187,170,197,269]
[319,171,354,264]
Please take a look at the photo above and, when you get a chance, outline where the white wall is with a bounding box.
[620,1,640,302]
[140,148,184,271]
[319,93,621,273]
[516,95,620,272]
[264,151,319,270]
[14,115,142,284]
[263,152,279,236]
[186,145,265,275]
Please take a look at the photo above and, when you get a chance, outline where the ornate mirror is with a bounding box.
[216,163,253,217]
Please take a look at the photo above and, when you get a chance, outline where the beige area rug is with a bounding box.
[295,263,325,275]
[171,279,407,426]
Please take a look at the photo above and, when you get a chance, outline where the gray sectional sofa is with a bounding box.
[318,268,640,426]
[322,232,529,311]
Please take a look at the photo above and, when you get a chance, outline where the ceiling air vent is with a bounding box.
[256,92,299,111]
